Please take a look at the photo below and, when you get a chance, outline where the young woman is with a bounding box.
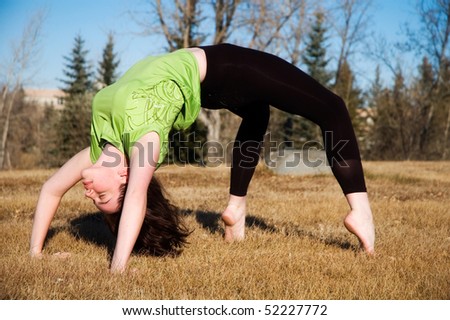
[30,44,375,273]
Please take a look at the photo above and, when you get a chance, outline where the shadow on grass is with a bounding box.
[45,226,69,245]
[69,212,116,257]
[182,209,356,252]
[182,209,278,234]
[47,210,355,255]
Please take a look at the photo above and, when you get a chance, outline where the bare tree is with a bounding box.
[283,0,311,65]
[405,0,450,75]
[200,0,312,159]
[441,59,450,158]
[213,0,241,44]
[0,10,46,169]
[155,0,205,50]
[131,0,316,161]
[197,0,245,152]
[243,0,309,55]
[327,0,373,86]
[418,0,450,159]
[404,0,450,159]
[132,1,246,161]
[240,1,314,152]
[368,0,450,160]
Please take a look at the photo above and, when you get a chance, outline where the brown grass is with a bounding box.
[1,161,449,300]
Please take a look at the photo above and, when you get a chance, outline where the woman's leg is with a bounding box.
[201,44,374,251]
[201,44,367,194]
[222,103,270,241]
[218,45,374,251]
[254,56,375,253]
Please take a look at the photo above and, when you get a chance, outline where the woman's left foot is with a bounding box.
[222,202,246,242]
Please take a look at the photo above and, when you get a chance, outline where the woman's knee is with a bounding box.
[321,94,351,126]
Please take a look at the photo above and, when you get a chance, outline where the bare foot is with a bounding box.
[344,209,375,254]
[222,202,246,242]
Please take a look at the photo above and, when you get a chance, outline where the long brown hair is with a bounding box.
[103,176,190,257]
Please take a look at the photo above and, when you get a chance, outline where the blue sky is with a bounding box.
[0,0,421,90]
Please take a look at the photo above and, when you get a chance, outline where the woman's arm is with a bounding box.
[110,132,160,273]
[30,147,92,257]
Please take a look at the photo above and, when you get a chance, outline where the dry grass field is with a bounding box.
[1,161,449,300]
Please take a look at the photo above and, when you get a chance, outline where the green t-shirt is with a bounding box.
[90,49,201,167]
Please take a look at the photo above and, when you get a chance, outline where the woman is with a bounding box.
[30,44,375,273]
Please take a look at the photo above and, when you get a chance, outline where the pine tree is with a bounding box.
[97,33,120,88]
[392,70,411,159]
[416,57,435,154]
[57,93,92,163]
[287,10,332,147]
[365,66,383,158]
[370,72,404,160]
[39,105,60,167]
[416,56,450,159]
[333,60,363,119]
[439,58,450,159]
[57,34,93,162]
[333,60,365,148]
[60,34,93,95]
[369,66,383,106]
[302,10,332,87]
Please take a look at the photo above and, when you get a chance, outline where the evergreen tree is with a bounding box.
[6,88,41,168]
[369,66,383,105]
[57,93,92,163]
[418,57,435,94]
[438,58,450,159]
[97,33,120,88]
[417,56,450,159]
[333,60,363,119]
[60,34,93,95]
[302,10,332,87]
[391,69,412,159]
[370,72,403,160]
[57,34,93,162]
[365,66,383,158]
[370,58,450,161]
[416,57,435,154]
[285,10,332,147]
[333,60,365,148]
[39,105,61,167]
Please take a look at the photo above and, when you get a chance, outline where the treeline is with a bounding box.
[1,33,120,168]
[1,0,449,169]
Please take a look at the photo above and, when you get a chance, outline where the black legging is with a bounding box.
[199,43,366,196]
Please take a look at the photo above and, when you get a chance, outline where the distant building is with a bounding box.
[23,88,66,110]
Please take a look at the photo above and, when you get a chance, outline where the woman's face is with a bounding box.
[81,166,125,214]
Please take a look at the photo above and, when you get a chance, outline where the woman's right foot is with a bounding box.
[344,192,375,254]
[344,209,375,254]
